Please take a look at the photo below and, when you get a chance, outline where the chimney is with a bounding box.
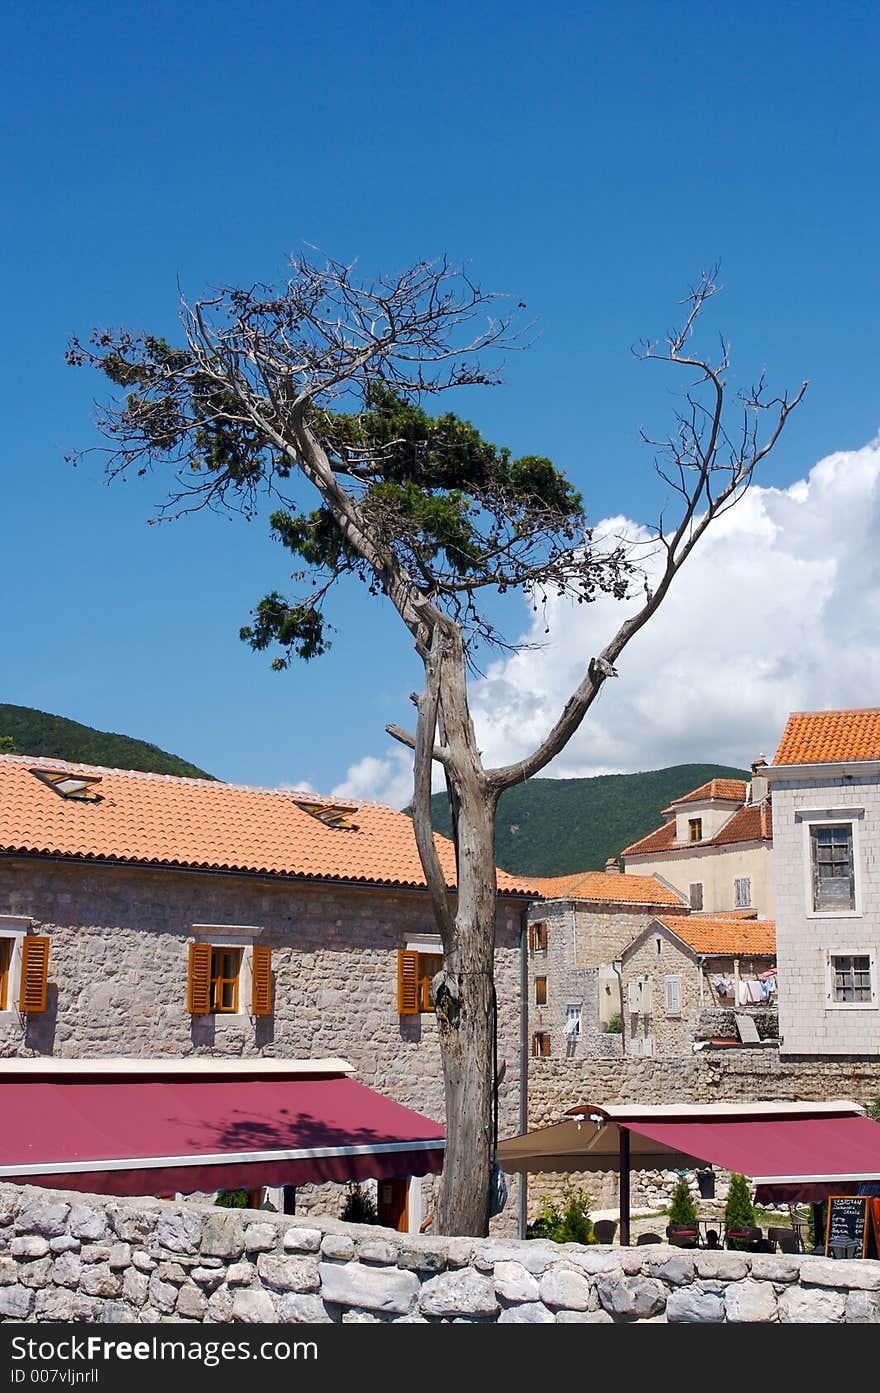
[750,756,768,804]
[605,856,621,875]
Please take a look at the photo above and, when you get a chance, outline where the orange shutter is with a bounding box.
[19,937,49,1012]
[187,942,212,1015]
[397,950,420,1015]
[251,945,273,1016]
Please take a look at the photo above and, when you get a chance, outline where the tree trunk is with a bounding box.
[433,768,499,1237]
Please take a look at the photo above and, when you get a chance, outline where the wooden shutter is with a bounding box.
[665,974,681,1017]
[251,945,273,1016]
[187,942,212,1015]
[19,937,49,1012]
[397,950,419,1015]
[627,978,641,1013]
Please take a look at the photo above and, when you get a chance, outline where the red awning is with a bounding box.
[623,1114,880,1188]
[0,1072,445,1195]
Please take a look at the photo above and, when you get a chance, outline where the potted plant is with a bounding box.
[666,1174,699,1246]
[724,1172,757,1248]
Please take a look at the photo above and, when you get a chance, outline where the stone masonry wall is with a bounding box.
[524,1051,880,1215]
[0,857,525,1230]
[0,1183,877,1323]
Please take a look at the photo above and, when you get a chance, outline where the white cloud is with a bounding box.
[330,747,417,809]
[468,434,880,775]
[297,435,880,801]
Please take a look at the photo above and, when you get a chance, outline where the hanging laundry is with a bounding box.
[739,979,763,1004]
[710,974,734,997]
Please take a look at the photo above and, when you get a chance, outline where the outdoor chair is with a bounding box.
[666,1224,700,1248]
[726,1225,763,1251]
[636,1232,663,1245]
[592,1219,617,1244]
[767,1226,800,1254]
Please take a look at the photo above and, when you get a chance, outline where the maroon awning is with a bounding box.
[623,1114,880,1188]
[0,1072,445,1194]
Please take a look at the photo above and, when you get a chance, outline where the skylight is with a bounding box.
[293,800,359,830]
[31,769,103,801]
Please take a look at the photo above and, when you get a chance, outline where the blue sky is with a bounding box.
[3,1,880,799]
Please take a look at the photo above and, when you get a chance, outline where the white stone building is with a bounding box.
[767,709,880,1057]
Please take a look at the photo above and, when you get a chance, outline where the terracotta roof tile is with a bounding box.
[623,797,771,856]
[654,914,776,956]
[530,870,686,907]
[0,755,535,896]
[660,778,748,813]
[620,822,677,857]
[709,799,772,845]
[773,709,880,765]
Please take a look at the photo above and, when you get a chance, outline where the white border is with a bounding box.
[826,948,877,1011]
[0,1138,446,1177]
[800,812,863,919]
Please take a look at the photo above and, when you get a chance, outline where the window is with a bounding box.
[535,976,547,1006]
[829,953,874,1006]
[529,921,549,952]
[664,974,682,1017]
[688,818,702,843]
[397,950,443,1015]
[565,1005,581,1038]
[0,921,48,1014]
[811,824,855,912]
[187,936,272,1017]
[531,1031,551,1057]
[689,882,704,911]
[734,876,752,909]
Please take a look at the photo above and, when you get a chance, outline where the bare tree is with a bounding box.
[67,254,805,1236]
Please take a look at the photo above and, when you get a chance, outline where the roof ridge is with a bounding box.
[0,753,398,813]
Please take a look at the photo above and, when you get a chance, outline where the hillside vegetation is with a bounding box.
[0,704,213,779]
[423,763,750,876]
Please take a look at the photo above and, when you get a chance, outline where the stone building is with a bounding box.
[0,754,535,1230]
[523,868,689,1063]
[621,767,774,916]
[619,913,776,1057]
[768,708,880,1058]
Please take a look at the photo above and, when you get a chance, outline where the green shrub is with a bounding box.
[668,1174,698,1227]
[604,1013,623,1034]
[526,1183,596,1244]
[340,1182,379,1224]
[215,1189,251,1208]
[867,1095,880,1121]
[724,1173,757,1247]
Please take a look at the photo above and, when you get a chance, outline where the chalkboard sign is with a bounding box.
[823,1195,880,1258]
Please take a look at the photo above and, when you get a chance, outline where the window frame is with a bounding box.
[0,918,32,1018]
[529,921,549,952]
[531,1030,551,1058]
[189,925,264,1019]
[398,938,443,1015]
[734,876,752,909]
[688,818,703,843]
[688,882,704,911]
[664,973,682,1018]
[535,976,548,1007]
[826,950,876,1011]
[799,813,862,918]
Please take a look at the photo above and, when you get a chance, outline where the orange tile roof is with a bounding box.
[773,709,880,765]
[530,870,687,908]
[620,821,677,857]
[654,914,776,956]
[0,755,535,896]
[660,778,748,813]
[622,797,771,857]
[709,799,772,845]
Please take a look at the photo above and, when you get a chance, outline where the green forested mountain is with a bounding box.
[422,763,750,877]
[0,704,213,779]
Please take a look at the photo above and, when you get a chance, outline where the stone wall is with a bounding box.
[0,1183,877,1323]
[523,1050,880,1215]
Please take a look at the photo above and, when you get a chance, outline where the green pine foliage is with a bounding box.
[724,1173,757,1242]
[0,704,212,779]
[214,1189,251,1208]
[526,1183,596,1244]
[668,1175,699,1227]
[415,763,749,876]
[340,1182,379,1224]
